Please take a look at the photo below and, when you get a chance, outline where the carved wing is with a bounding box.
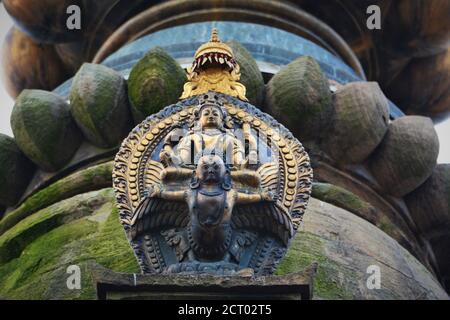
[129,195,189,240]
[144,160,164,187]
[257,162,279,192]
[232,201,294,246]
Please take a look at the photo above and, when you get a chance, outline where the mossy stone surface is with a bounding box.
[405,164,450,235]
[322,82,390,164]
[264,56,333,141]
[0,134,35,206]
[0,192,447,299]
[404,164,450,291]
[11,90,83,172]
[277,198,448,300]
[0,161,113,236]
[128,47,186,123]
[227,41,264,106]
[70,63,133,148]
[369,116,439,197]
[0,188,139,299]
[311,182,404,252]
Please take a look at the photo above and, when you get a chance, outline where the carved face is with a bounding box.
[196,155,226,183]
[199,106,223,129]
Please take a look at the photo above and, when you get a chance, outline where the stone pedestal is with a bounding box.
[91,263,317,300]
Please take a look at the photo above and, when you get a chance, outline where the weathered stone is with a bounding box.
[405,164,450,235]
[322,82,389,164]
[0,191,447,299]
[277,198,448,300]
[11,90,83,172]
[128,47,186,123]
[0,134,35,206]
[227,41,265,106]
[369,116,439,197]
[311,182,411,258]
[0,188,139,299]
[264,56,333,141]
[404,164,450,291]
[70,63,133,148]
[0,161,113,236]
[1,27,70,98]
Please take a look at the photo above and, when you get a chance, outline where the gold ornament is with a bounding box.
[180,28,248,101]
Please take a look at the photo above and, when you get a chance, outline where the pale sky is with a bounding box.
[0,4,448,164]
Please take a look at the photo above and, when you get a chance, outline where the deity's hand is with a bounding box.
[160,150,182,166]
[261,190,276,202]
[247,150,258,165]
[160,150,173,163]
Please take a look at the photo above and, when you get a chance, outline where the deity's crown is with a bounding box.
[191,28,237,73]
[198,92,225,108]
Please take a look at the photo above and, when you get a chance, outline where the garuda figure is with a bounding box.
[113,29,312,276]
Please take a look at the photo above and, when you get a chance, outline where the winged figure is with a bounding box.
[130,155,293,267]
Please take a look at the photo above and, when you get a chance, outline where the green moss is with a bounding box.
[265,56,333,141]
[227,41,264,106]
[0,188,138,300]
[312,182,374,216]
[0,134,35,206]
[11,89,83,172]
[276,231,353,300]
[311,183,402,240]
[0,161,113,236]
[0,189,113,264]
[70,63,132,148]
[128,47,187,123]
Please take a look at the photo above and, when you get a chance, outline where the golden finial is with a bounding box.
[211,28,220,42]
[193,28,234,61]
[180,28,248,102]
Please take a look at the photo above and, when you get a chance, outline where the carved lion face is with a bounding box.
[196,155,226,183]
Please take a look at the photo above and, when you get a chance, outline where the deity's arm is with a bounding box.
[160,130,184,166]
[159,189,187,202]
[230,136,245,166]
[235,189,275,204]
[235,191,264,204]
[147,184,186,202]
[176,136,195,165]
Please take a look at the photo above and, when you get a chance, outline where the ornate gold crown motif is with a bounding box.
[180,28,248,101]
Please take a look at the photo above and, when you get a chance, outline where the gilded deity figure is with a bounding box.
[160,92,257,169]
